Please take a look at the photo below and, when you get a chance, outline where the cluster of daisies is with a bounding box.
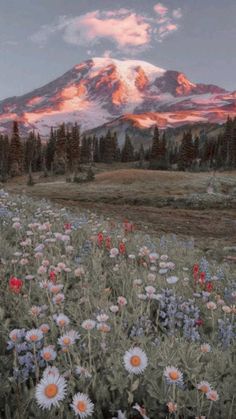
[36,366,94,416]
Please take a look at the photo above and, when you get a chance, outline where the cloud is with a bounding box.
[159,23,178,39]
[62,11,151,49]
[154,3,168,16]
[173,8,183,19]
[30,6,183,52]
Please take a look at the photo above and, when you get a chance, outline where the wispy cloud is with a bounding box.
[154,3,168,17]
[173,8,183,19]
[30,5,183,52]
[153,3,182,41]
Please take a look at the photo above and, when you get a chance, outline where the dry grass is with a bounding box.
[4,166,236,248]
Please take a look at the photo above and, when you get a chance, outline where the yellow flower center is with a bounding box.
[63,337,70,345]
[43,352,52,361]
[41,326,49,333]
[59,320,65,326]
[99,324,109,333]
[130,355,141,367]
[30,334,38,341]
[77,401,87,412]
[169,371,179,380]
[44,384,58,398]
[199,385,209,393]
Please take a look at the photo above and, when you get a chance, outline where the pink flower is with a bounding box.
[117,296,127,306]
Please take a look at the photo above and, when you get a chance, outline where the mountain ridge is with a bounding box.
[0,57,235,136]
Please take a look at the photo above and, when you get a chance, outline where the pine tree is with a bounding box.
[103,130,114,163]
[150,126,161,162]
[35,134,42,171]
[93,137,100,162]
[25,131,36,172]
[46,128,56,171]
[0,134,10,182]
[80,136,91,163]
[112,132,120,161]
[9,121,23,177]
[70,123,80,175]
[53,123,67,174]
[99,136,105,161]
[178,131,195,170]
[194,136,200,160]
[138,143,145,168]
[121,134,134,162]
[220,116,232,167]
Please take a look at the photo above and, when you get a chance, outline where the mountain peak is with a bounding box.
[0,57,235,135]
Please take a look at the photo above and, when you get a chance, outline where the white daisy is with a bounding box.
[166,276,179,284]
[81,320,96,330]
[75,366,92,379]
[41,346,57,362]
[58,330,80,348]
[164,366,183,384]
[117,296,127,306]
[49,284,64,294]
[52,293,65,304]
[39,324,50,334]
[123,347,148,375]
[206,390,219,401]
[97,323,111,333]
[9,329,22,342]
[159,268,168,275]
[200,343,211,353]
[149,252,159,263]
[160,254,169,261]
[145,286,156,295]
[25,329,43,343]
[54,313,70,327]
[96,313,109,322]
[35,373,67,410]
[71,392,94,417]
[110,248,119,258]
[109,305,119,313]
[197,381,212,394]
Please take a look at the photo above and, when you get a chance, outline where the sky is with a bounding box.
[0,0,235,100]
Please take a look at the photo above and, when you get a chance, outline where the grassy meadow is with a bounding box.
[0,164,235,418]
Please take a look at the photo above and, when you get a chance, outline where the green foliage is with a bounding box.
[0,192,235,418]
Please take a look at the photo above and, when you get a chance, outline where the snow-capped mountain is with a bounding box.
[0,57,235,135]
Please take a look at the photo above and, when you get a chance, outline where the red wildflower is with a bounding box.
[49,271,56,283]
[193,264,199,274]
[193,264,199,280]
[199,272,206,284]
[9,276,23,294]
[64,223,72,230]
[119,242,126,254]
[97,232,104,247]
[195,319,204,326]
[105,236,112,250]
[205,282,213,292]
[123,220,134,233]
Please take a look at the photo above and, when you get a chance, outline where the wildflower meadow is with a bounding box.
[0,189,235,419]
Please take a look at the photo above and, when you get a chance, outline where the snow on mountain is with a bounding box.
[0,57,235,135]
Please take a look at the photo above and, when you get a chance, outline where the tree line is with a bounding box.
[0,117,235,182]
